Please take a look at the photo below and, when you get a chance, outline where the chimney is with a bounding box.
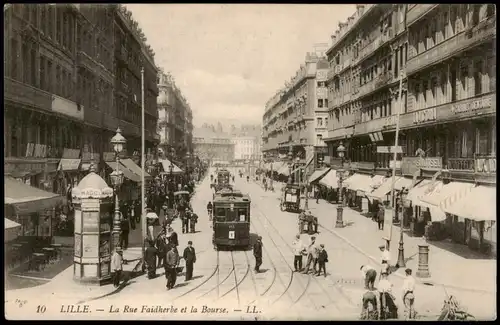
[348,16,355,24]
[331,34,336,42]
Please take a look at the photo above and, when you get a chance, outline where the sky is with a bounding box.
[127,4,356,127]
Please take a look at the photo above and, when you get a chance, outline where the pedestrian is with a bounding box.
[111,247,124,288]
[182,208,190,234]
[378,272,398,320]
[316,244,328,277]
[292,234,305,272]
[360,289,379,320]
[145,239,158,279]
[120,215,130,250]
[166,226,179,248]
[183,240,197,281]
[145,208,158,241]
[165,245,180,290]
[133,200,141,224]
[190,212,198,233]
[379,244,391,275]
[315,186,320,204]
[402,268,416,320]
[360,264,377,290]
[377,202,385,230]
[156,230,168,268]
[253,236,263,273]
[303,236,318,274]
[207,201,213,221]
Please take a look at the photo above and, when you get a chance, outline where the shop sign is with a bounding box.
[401,157,443,175]
[413,107,437,124]
[62,148,81,159]
[451,96,492,114]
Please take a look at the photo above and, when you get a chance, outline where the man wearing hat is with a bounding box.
[165,245,180,290]
[316,244,328,277]
[303,236,318,274]
[182,241,197,281]
[111,247,124,288]
[166,226,179,248]
[253,236,263,273]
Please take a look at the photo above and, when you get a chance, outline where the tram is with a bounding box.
[216,168,231,186]
[212,188,251,250]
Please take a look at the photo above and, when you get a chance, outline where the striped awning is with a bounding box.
[159,159,183,174]
[344,174,371,191]
[367,177,402,201]
[309,168,330,184]
[120,158,152,179]
[319,169,339,188]
[105,161,141,183]
[406,179,432,207]
[443,185,496,221]
[357,175,386,194]
[394,177,417,191]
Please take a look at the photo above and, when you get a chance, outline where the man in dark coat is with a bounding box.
[190,212,198,233]
[316,244,328,277]
[165,245,179,290]
[145,239,158,279]
[182,240,197,281]
[120,215,130,250]
[377,202,385,230]
[253,236,263,273]
[156,231,168,268]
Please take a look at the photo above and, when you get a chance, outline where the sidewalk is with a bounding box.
[308,199,496,294]
[252,180,496,294]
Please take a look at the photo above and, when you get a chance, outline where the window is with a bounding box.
[22,43,29,83]
[324,99,329,107]
[317,118,323,127]
[443,11,449,39]
[460,63,468,98]
[39,56,46,91]
[474,60,483,96]
[318,99,323,108]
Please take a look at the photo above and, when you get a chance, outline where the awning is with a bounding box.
[344,174,370,191]
[444,185,496,221]
[418,181,475,222]
[277,162,290,176]
[105,161,141,183]
[367,177,403,201]
[319,169,339,188]
[394,177,417,191]
[159,159,183,174]
[309,168,330,184]
[4,218,21,243]
[58,159,81,171]
[120,158,152,179]
[5,218,21,230]
[420,181,475,210]
[4,177,66,215]
[406,179,433,207]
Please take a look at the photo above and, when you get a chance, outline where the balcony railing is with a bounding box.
[407,4,439,27]
[4,78,52,112]
[447,157,475,171]
[475,156,496,174]
[407,17,496,75]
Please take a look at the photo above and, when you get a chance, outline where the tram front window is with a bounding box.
[215,208,226,221]
[237,208,248,222]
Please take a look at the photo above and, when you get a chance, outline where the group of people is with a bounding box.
[359,244,417,320]
[292,234,329,276]
[298,210,319,235]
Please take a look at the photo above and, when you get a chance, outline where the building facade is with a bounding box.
[193,137,235,163]
[4,4,159,192]
[157,71,194,159]
[262,52,328,167]
[324,4,496,175]
[233,137,259,161]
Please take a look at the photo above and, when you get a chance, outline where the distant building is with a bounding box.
[193,126,234,162]
[157,71,193,158]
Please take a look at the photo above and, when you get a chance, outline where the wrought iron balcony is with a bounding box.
[406,4,439,27]
[447,157,475,171]
[475,156,496,174]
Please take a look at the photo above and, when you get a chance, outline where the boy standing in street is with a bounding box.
[183,241,197,281]
[316,244,328,277]
[111,248,124,288]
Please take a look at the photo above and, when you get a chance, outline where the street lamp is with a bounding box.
[335,141,346,228]
[110,127,126,250]
[396,187,408,268]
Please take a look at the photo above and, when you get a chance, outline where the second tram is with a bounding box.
[212,189,251,250]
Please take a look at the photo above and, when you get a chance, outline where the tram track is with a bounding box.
[246,181,358,319]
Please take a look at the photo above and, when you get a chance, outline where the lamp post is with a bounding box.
[303,165,309,210]
[287,146,293,185]
[185,152,191,183]
[335,142,346,228]
[110,128,126,250]
[396,187,408,268]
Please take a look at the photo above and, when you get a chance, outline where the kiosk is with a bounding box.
[72,165,114,285]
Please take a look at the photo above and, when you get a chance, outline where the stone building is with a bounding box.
[157,71,194,159]
[262,52,329,170]
[4,4,159,191]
